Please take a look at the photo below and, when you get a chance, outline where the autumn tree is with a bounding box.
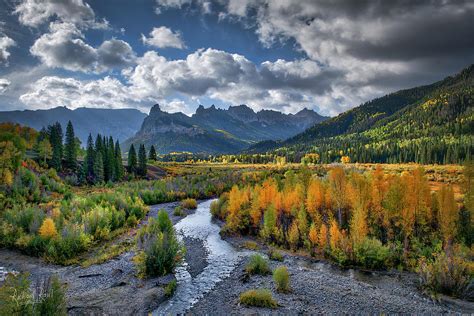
[437,185,458,248]
[305,178,325,220]
[348,173,371,246]
[37,139,52,167]
[39,218,58,239]
[328,167,347,226]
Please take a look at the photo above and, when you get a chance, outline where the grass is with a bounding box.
[164,280,177,297]
[273,266,290,292]
[239,289,277,308]
[245,254,271,275]
[243,240,259,250]
[173,206,185,216]
[268,249,284,261]
[81,239,133,268]
[181,198,197,209]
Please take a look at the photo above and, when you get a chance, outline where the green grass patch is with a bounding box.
[268,249,284,261]
[243,240,259,250]
[245,254,271,275]
[273,266,290,293]
[164,280,177,297]
[239,289,277,308]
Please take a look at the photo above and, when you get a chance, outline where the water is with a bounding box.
[153,199,245,315]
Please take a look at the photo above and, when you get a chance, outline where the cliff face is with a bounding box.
[125,104,327,154]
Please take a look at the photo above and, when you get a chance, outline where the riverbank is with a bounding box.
[0,200,203,315]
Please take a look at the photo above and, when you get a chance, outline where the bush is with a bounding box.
[34,275,67,316]
[354,238,391,269]
[419,251,472,298]
[245,254,271,275]
[273,266,290,292]
[164,280,177,297]
[0,273,33,315]
[268,249,284,262]
[173,206,185,217]
[239,289,277,308]
[181,198,197,209]
[136,211,184,277]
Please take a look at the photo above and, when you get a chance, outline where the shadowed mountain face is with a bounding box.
[247,64,474,160]
[0,107,147,144]
[125,104,327,154]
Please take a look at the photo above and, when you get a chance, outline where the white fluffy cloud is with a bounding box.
[0,36,15,64]
[141,27,186,49]
[0,78,11,94]
[19,76,147,110]
[14,0,108,28]
[30,22,135,73]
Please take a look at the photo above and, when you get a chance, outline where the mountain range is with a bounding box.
[124,104,327,154]
[0,107,147,144]
[248,64,474,164]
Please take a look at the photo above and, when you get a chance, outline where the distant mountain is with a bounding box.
[125,104,327,154]
[248,64,474,164]
[0,107,147,144]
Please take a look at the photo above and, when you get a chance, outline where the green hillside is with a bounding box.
[248,64,474,164]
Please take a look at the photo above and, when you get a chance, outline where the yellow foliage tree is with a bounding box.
[306,179,325,220]
[329,220,341,252]
[308,223,318,246]
[318,224,328,249]
[288,221,300,250]
[437,185,458,247]
[39,218,58,239]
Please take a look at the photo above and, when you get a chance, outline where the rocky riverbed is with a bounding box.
[1,199,473,315]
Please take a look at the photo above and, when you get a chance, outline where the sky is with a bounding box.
[0,0,473,117]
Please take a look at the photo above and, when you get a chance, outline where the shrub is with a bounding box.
[419,251,472,298]
[181,198,197,209]
[245,254,271,275]
[354,238,391,269]
[239,289,277,308]
[173,206,185,216]
[273,266,290,292]
[243,240,259,250]
[268,249,284,262]
[0,273,33,315]
[210,194,228,220]
[34,275,67,316]
[136,211,184,277]
[164,280,177,297]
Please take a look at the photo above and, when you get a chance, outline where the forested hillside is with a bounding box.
[248,65,474,164]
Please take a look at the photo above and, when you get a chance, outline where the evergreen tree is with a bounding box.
[149,145,157,161]
[64,121,77,171]
[94,151,104,183]
[128,144,137,174]
[105,136,115,182]
[84,134,95,183]
[48,122,63,171]
[114,140,124,181]
[138,144,147,177]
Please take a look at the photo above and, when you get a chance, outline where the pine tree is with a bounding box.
[64,121,77,171]
[149,145,157,161]
[138,144,147,177]
[114,140,124,181]
[128,144,137,174]
[94,151,104,183]
[48,122,63,171]
[84,134,95,183]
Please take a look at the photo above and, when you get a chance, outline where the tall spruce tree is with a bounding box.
[84,134,95,183]
[138,144,147,177]
[149,145,157,161]
[128,144,137,174]
[114,140,124,181]
[94,151,104,183]
[48,122,63,171]
[105,136,115,181]
[64,121,77,171]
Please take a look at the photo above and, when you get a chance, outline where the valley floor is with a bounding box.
[1,199,472,315]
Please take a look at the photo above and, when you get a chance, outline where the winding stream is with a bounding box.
[153,199,247,315]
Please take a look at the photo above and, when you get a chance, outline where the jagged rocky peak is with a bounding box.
[227,104,257,121]
[149,104,163,115]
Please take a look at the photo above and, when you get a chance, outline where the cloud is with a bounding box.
[0,36,15,64]
[141,27,186,49]
[30,22,135,73]
[14,0,108,29]
[0,78,11,94]
[19,76,148,110]
[125,48,342,114]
